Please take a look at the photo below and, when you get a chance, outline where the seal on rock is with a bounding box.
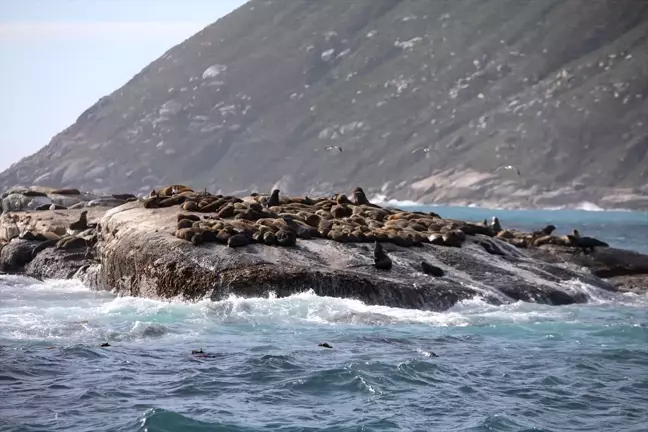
[421,261,444,277]
[68,211,88,232]
[532,225,556,237]
[373,241,392,270]
[490,217,502,233]
[177,213,201,223]
[50,188,81,196]
[227,234,250,248]
[55,236,87,250]
[266,189,280,208]
[442,230,466,248]
[276,230,297,247]
[352,187,371,206]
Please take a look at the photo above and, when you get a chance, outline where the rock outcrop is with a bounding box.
[1,0,648,210]
[2,184,646,309]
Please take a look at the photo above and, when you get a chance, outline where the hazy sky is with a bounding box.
[0,0,247,171]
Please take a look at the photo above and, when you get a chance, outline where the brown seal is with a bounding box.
[352,187,371,206]
[331,204,353,219]
[336,194,352,205]
[177,219,194,230]
[56,236,87,250]
[182,201,200,212]
[69,211,88,231]
[177,213,201,222]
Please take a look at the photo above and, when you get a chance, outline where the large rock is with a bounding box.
[87,201,614,309]
[1,197,646,308]
[0,239,41,272]
[25,248,92,280]
[0,0,647,210]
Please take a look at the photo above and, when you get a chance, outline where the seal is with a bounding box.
[182,201,200,212]
[55,236,87,250]
[31,239,59,259]
[458,224,492,236]
[177,219,194,230]
[266,189,280,208]
[159,185,193,197]
[263,231,277,245]
[533,225,556,237]
[175,227,202,242]
[228,234,250,248]
[421,261,444,277]
[373,241,392,270]
[331,204,353,219]
[490,217,502,233]
[50,188,81,196]
[318,343,333,349]
[276,229,297,247]
[191,233,204,246]
[177,213,201,223]
[69,211,88,231]
[335,194,352,205]
[112,194,137,202]
[442,230,465,248]
[352,187,371,206]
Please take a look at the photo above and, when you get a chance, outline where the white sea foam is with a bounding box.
[1,265,645,346]
[367,195,637,213]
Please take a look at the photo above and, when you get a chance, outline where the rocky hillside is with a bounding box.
[2,0,648,209]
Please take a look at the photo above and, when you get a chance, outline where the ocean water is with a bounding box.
[1,207,647,432]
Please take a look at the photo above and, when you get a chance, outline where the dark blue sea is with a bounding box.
[1,206,647,432]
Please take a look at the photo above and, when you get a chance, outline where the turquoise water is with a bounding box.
[1,207,647,432]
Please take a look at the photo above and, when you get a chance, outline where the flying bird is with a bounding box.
[496,165,521,176]
[411,147,439,159]
[325,146,343,152]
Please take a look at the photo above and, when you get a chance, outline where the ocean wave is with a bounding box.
[368,195,640,213]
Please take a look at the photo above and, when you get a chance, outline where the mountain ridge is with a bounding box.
[2,0,648,209]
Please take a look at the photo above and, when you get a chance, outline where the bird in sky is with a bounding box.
[496,165,521,176]
[325,146,343,152]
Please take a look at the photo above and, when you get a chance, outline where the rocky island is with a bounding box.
[1,185,646,310]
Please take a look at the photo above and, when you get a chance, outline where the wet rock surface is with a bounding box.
[2,185,644,309]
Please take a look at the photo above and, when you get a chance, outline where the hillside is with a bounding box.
[2,0,648,209]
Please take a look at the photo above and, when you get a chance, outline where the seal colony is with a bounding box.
[137,184,611,254]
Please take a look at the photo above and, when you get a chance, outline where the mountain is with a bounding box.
[2,0,648,209]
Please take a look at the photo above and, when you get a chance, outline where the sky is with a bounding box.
[0,0,247,171]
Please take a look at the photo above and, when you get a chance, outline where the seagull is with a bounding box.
[411,147,432,154]
[325,146,343,152]
[495,165,521,176]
